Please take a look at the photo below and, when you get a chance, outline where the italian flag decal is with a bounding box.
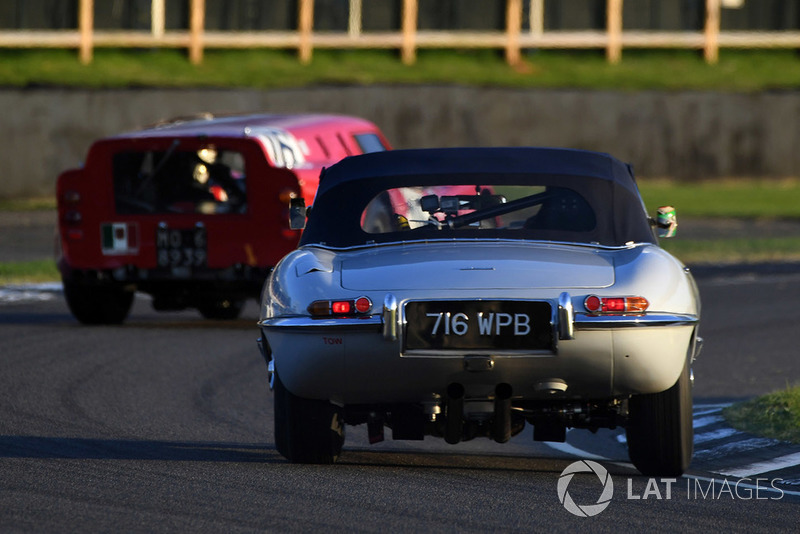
[101,222,139,255]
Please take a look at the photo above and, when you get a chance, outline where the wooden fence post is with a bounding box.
[505,0,522,66]
[152,0,165,39]
[78,0,93,64]
[299,0,314,64]
[349,0,362,38]
[189,0,205,65]
[530,0,544,38]
[606,0,623,64]
[401,0,418,65]
[704,0,721,64]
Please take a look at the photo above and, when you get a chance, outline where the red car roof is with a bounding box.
[109,113,382,140]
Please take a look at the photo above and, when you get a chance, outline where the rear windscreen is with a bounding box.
[301,172,655,248]
[113,147,247,215]
[353,133,388,154]
[361,185,596,235]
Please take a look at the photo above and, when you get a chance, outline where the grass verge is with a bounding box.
[3,48,800,91]
[660,237,800,265]
[723,385,800,444]
[0,260,59,285]
[0,197,56,211]
[639,179,800,219]
[2,180,800,283]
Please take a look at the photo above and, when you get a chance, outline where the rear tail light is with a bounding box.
[584,295,649,314]
[61,190,83,225]
[62,190,81,204]
[66,229,84,240]
[63,210,82,223]
[331,301,351,314]
[309,296,373,317]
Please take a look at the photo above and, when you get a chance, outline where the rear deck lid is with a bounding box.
[339,242,614,290]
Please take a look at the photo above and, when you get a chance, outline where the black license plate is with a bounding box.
[156,227,207,268]
[404,300,553,351]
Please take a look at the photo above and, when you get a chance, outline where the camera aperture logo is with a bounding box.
[557,460,614,517]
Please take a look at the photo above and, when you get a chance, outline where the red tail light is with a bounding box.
[584,295,649,314]
[331,301,352,314]
[66,229,84,240]
[309,297,373,317]
[62,190,81,204]
[354,296,372,313]
[63,210,82,223]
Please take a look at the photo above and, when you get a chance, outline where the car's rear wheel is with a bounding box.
[273,372,344,464]
[626,359,693,477]
[197,298,244,320]
[63,281,134,325]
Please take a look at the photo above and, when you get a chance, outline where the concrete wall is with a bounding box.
[4,87,800,199]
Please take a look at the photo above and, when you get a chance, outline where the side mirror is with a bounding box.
[289,197,307,230]
[655,205,678,238]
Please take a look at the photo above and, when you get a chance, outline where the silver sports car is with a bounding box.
[257,147,701,476]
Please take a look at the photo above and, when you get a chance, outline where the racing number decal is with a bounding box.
[156,227,207,268]
[250,127,308,169]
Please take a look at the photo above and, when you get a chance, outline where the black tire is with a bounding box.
[273,372,344,464]
[197,298,244,320]
[63,281,134,325]
[626,359,693,477]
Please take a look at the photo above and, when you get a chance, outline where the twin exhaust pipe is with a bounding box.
[445,382,513,445]
[384,292,574,443]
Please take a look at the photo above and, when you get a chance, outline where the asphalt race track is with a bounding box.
[1,266,800,532]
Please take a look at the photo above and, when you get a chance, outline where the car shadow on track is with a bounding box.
[0,434,642,478]
[0,435,283,463]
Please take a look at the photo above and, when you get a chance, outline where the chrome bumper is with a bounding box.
[259,312,697,332]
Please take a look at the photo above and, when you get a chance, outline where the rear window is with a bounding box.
[362,185,596,235]
[300,172,655,248]
[353,133,388,154]
[113,147,247,215]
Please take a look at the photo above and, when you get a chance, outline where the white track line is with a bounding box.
[717,452,800,478]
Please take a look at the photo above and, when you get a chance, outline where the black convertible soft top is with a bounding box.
[301,147,655,248]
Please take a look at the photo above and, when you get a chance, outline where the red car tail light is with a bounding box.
[354,296,372,313]
[66,228,84,240]
[309,297,373,317]
[63,210,82,224]
[331,301,352,314]
[62,190,81,204]
[584,295,649,314]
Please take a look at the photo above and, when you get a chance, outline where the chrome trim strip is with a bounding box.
[301,239,649,253]
[258,316,382,329]
[574,313,699,329]
[401,349,555,358]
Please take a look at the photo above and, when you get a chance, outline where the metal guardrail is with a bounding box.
[0,0,798,66]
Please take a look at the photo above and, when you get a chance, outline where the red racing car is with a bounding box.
[56,113,390,324]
